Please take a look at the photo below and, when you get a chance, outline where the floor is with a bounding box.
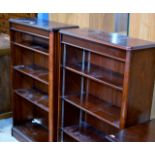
[0,118,18,142]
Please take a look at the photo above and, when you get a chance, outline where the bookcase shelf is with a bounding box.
[12,42,49,56]
[12,121,48,142]
[63,63,123,91]
[63,122,108,142]
[10,18,78,142]
[59,28,155,142]
[63,95,120,128]
[61,41,126,63]
[14,88,49,112]
[14,64,49,85]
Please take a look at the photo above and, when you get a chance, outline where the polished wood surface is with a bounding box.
[9,18,78,32]
[10,18,78,142]
[106,119,155,142]
[59,28,155,142]
[129,13,155,119]
[60,28,155,50]
[12,121,48,142]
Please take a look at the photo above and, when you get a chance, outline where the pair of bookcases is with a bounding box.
[10,18,155,142]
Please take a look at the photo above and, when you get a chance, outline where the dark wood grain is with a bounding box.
[13,64,49,85]
[60,28,155,50]
[63,94,120,128]
[10,18,78,32]
[106,119,155,142]
[14,88,48,112]
[125,48,155,127]
[59,28,155,142]
[63,122,108,142]
[10,18,78,142]
[12,121,48,142]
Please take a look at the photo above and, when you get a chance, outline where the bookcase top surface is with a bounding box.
[60,28,155,50]
[9,18,78,32]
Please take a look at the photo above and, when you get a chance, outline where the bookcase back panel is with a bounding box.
[63,70,122,108]
[13,95,48,129]
[85,114,119,134]
[88,80,122,107]
[13,31,49,53]
[13,95,34,125]
[33,106,48,129]
[64,70,82,96]
[90,53,125,77]
[12,47,48,69]
[13,72,33,89]
[65,45,83,66]
[13,72,48,93]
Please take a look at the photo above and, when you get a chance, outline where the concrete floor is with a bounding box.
[0,118,18,142]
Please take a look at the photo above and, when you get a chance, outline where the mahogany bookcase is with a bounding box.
[58,28,155,142]
[9,18,78,142]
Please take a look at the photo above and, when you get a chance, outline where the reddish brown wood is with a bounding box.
[106,119,155,142]
[63,123,108,142]
[126,48,155,127]
[48,32,54,141]
[63,95,120,128]
[10,18,78,142]
[60,28,155,50]
[120,51,131,128]
[12,121,48,142]
[13,64,49,85]
[59,28,155,142]
[12,42,49,56]
[14,88,48,112]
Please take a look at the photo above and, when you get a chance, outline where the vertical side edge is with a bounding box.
[120,50,131,128]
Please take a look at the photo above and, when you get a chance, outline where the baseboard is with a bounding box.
[0,112,12,119]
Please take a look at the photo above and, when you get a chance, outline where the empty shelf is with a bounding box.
[63,94,120,128]
[63,122,108,142]
[64,63,123,91]
[14,88,49,112]
[12,121,48,142]
[13,42,49,56]
[14,64,48,85]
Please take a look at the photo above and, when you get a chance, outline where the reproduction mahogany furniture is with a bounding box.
[106,119,155,142]
[58,28,155,142]
[9,18,78,142]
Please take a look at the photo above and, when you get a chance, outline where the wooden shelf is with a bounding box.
[12,121,48,142]
[61,41,126,63]
[14,64,48,85]
[12,42,49,56]
[63,122,108,142]
[14,88,49,112]
[64,63,123,91]
[63,94,120,128]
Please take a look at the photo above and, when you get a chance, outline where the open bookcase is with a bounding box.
[58,28,155,142]
[10,18,78,142]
